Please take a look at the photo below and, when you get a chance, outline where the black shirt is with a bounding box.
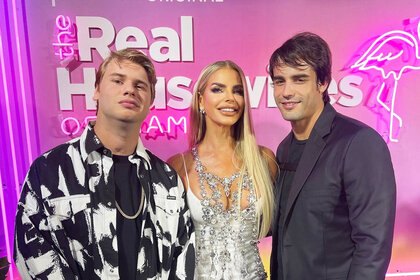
[114,155,142,280]
[277,135,306,276]
[279,136,306,225]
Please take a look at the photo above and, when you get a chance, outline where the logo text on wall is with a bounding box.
[54,15,369,139]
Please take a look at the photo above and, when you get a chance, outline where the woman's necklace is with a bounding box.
[192,146,240,197]
[192,146,257,276]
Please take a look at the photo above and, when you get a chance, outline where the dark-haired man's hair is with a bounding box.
[269,32,332,103]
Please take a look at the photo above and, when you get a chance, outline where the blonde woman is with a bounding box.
[168,61,277,279]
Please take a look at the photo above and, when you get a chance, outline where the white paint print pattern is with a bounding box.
[14,123,195,280]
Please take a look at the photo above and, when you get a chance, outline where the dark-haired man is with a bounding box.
[269,32,396,280]
[14,49,195,280]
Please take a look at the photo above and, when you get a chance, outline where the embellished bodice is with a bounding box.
[186,147,267,279]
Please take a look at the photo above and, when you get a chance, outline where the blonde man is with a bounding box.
[14,49,195,280]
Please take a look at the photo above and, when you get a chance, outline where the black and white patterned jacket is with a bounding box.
[14,123,195,280]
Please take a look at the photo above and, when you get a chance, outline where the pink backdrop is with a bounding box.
[1,0,420,278]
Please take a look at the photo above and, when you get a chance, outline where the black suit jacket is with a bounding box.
[270,103,396,280]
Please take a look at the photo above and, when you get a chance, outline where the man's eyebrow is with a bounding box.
[109,73,125,78]
[272,76,284,80]
[292,73,310,79]
[109,73,149,87]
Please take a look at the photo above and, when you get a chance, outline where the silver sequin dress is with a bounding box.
[184,148,267,280]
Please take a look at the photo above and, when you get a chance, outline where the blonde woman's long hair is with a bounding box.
[189,60,274,238]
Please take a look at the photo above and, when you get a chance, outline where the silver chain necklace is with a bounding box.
[115,190,144,219]
[113,157,145,220]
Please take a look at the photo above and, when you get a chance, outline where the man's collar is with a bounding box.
[82,121,150,165]
[84,123,104,155]
[310,102,336,139]
[133,136,150,165]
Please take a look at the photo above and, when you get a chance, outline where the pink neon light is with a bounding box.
[0,28,21,220]
[83,116,97,127]
[61,115,187,138]
[146,116,164,133]
[11,0,33,180]
[146,115,187,134]
[56,15,72,31]
[53,15,76,60]
[1,31,18,280]
[351,20,420,142]
[386,272,420,277]
[61,117,81,136]
[60,116,97,136]
[0,171,13,280]
[167,116,187,133]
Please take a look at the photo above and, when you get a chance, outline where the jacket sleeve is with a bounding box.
[343,128,396,280]
[169,174,195,280]
[14,160,77,280]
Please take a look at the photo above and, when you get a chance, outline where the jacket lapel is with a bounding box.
[283,103,336,225]
[273,133,293,235]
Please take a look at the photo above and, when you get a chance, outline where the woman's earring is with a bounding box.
[200,108,206,115]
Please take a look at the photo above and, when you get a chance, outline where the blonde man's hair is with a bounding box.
[95,49,157,103]
[189,60,274,238]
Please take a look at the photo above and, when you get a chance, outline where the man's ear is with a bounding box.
[93,86,100,101]
[318,81,328,95]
